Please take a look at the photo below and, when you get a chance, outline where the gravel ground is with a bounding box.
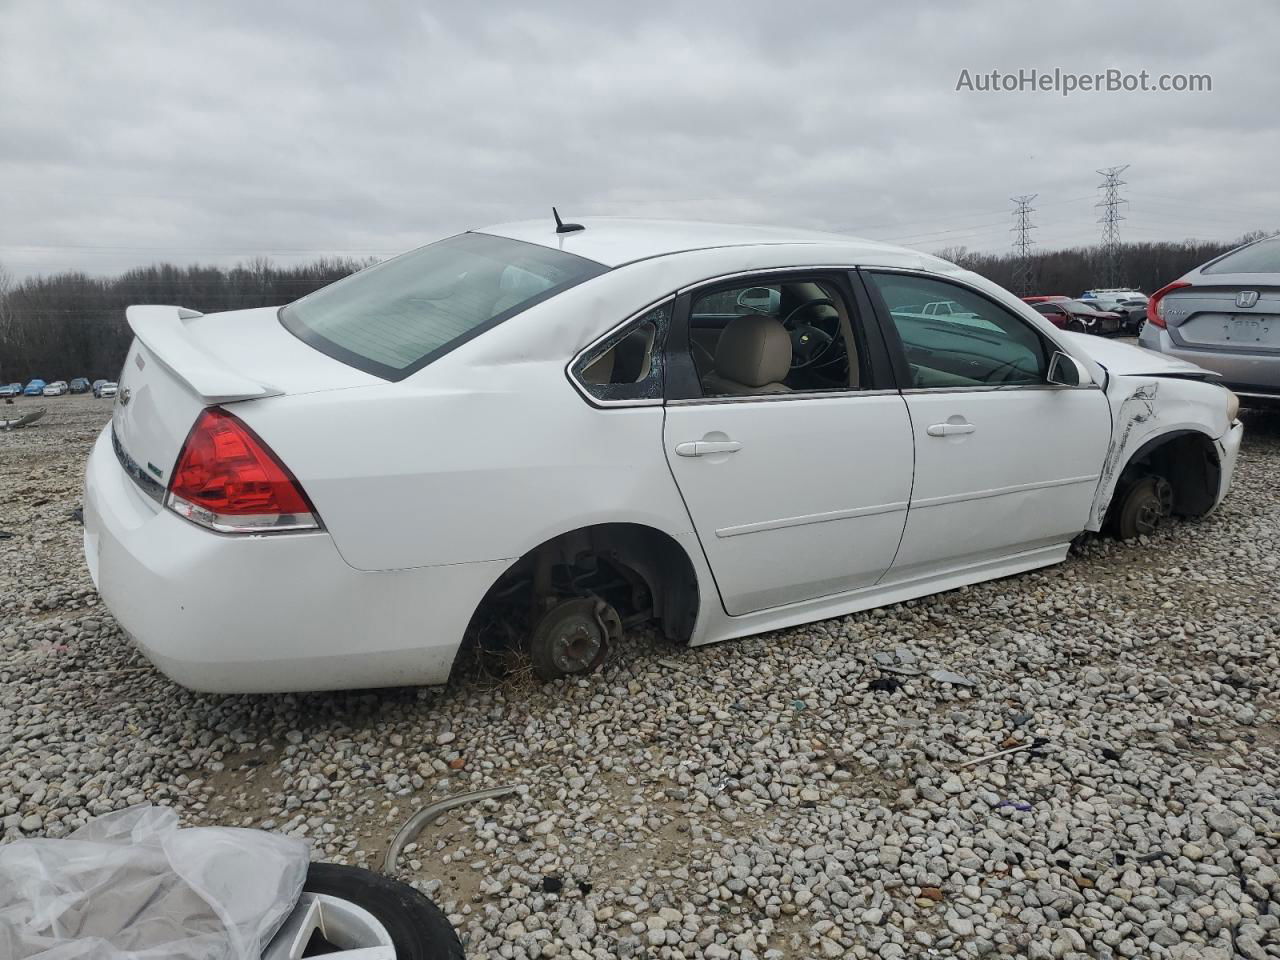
[3,392,1279,959]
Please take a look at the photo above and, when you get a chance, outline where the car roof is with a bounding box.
[473,217,915,268]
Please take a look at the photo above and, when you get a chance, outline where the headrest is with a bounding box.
[714,314,792,387]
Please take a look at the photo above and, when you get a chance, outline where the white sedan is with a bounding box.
[83,218,1243,693]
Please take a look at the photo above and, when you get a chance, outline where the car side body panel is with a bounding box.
[81,221,1245,692]
[890,386,1111,576]
[231,363,695,574]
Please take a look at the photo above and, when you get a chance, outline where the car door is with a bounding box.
[661,271,915,616]
[863,270,1112,579]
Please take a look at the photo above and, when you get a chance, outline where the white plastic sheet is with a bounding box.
[0,806,310,960]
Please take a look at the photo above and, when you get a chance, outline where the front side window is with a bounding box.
[687,278,868,397]
[571,302,669,403]
[281,233,607,380]
[867,273,1050,388]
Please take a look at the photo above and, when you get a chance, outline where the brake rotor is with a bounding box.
[1134,476,1174,536]
[530,597,621,680]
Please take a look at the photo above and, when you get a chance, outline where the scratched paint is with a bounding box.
[1091,381,1160,527]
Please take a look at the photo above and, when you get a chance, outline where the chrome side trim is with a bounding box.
[716,501,909,539]
[111,426,165,504]
[912,474,1100,510]
[899,383,1102,395]
[668,388,901,407]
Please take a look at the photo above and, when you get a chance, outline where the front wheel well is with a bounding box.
[1108,430,1221,523]
[458,523,701,671]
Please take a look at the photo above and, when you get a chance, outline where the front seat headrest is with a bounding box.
[714,314,793,388]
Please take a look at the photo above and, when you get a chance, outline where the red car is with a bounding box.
[1021,295,1072,304]
[1030,299,1123,336]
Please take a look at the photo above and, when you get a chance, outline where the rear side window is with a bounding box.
[571,302,670,403]
[1202,236,1280,274]
[280,233,607,380]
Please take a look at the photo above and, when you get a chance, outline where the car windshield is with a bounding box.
[1202,236,1280,274]
[280,233,607,380]
[1069,300,1103,313]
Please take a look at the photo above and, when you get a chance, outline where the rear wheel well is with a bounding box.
[457,523,700,672]
[1108,430,1220,525]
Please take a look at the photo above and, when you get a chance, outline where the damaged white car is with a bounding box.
[83,218,1243,693]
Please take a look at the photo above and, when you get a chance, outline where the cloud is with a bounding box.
[2,0,1277,277]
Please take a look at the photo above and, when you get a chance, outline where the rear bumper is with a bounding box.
[1139,327,1280,396]
[83,425,507,693]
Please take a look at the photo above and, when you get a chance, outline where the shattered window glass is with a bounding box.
[572,302,670,403]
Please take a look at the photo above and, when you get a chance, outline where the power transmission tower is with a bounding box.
[1096,164,1130,287]
[1010,194,1037,296]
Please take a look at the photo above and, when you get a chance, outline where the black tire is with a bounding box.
[1111,474,1174,540]
[303,862,464,959]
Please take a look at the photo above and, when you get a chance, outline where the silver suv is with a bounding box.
[1140,235,1280,405]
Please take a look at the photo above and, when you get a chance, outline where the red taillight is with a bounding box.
[166,408,320,533]
[1146,280,1191,329]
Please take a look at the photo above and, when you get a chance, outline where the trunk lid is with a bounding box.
[112,305,379,500]
[1162,283,1280,354]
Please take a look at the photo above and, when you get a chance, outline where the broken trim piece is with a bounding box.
[1,407,46,430]
[383,784,523,874]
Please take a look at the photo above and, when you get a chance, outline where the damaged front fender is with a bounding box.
[1087,374,1236,531]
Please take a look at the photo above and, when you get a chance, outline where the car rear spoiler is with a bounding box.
[125,305,283,404]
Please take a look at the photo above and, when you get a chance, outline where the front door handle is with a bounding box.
[675,439,743,457]
[926,422,975,437]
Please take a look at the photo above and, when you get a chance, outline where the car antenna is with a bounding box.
[553,207,585,234]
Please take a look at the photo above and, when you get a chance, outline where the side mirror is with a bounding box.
[736,287,781,314]
[1047,350,1088,387]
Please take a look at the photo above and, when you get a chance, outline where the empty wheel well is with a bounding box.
[1111,430,1221,520]
[459,524,700,667]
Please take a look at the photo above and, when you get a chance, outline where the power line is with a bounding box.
[1009,195,1038,296]
[1096,165,1130,287]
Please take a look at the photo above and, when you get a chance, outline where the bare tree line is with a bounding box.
[0,257,371,383]
[0,233,1271,383]
[936,231,1272,300]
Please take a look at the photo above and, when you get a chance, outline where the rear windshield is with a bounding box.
[280,233,607,380]
[1202,236,1280,275]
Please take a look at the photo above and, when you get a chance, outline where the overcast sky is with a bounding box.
[3,0,1278,277]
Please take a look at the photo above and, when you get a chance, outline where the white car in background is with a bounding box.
[83,218,1243,693]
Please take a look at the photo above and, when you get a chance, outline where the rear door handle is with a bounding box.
[926,422,975,437]
[675,440,743,457]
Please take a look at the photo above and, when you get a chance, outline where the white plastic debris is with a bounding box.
[927,668,978,687]
[0,805,309,960]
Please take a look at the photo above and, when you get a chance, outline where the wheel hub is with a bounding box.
[1134,477,1174,535]
[530,596,621,680]
[550,617,604,674]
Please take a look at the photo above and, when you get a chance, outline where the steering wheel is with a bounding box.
[781,298,840,370]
